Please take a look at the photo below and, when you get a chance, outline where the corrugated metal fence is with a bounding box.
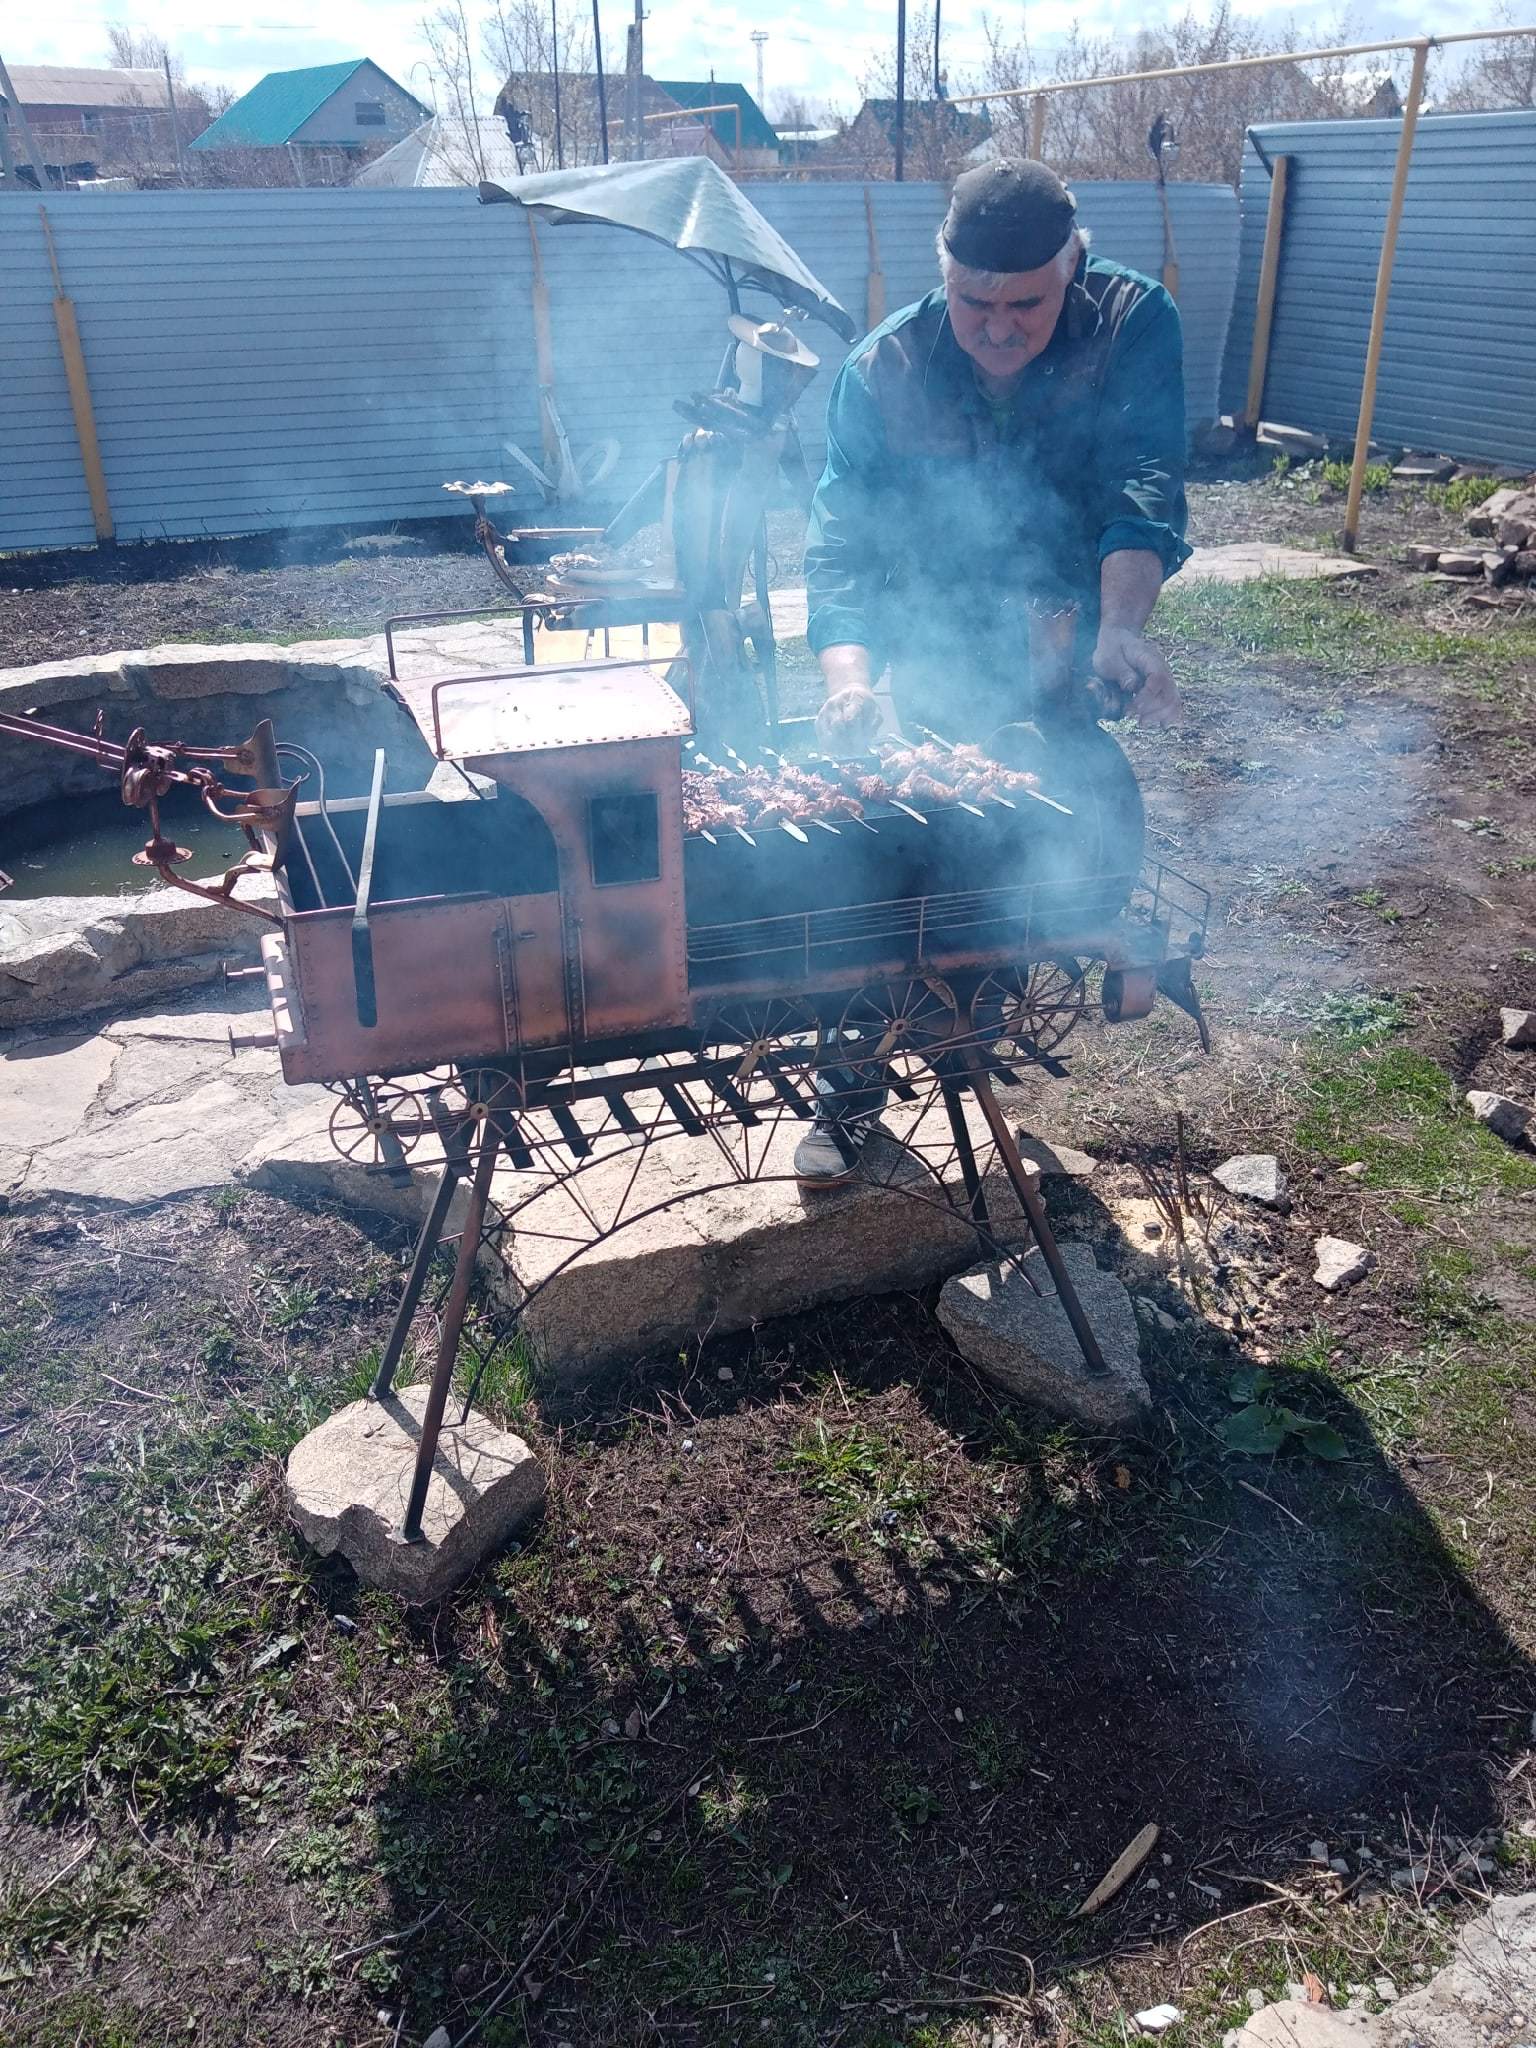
[0,180,1238,555]
[1221,108,1536,467]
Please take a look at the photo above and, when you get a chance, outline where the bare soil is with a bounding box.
[3,464,1536,2048]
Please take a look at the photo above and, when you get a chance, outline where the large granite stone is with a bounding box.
[486,1095,1032,1390]
[0,879,272,1029]
[285,1385,545,1603]
[0,639,430,816]
[1379,1891,1536,2048]
[938,1242,1150,1431]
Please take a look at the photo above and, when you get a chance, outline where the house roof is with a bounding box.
[855,96,990,143]
[8,65,171,110]
[190,59,424,148]
[353,114,528,187]
[650,81,778,152]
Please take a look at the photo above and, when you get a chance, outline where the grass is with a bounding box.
[0,1418,308,1821]
[1296,1035,1536,1200]
[1158,574,1536,680]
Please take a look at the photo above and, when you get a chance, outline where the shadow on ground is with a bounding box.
[358,1179,1533,2046]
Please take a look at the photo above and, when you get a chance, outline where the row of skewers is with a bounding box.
[681,739,1047,843]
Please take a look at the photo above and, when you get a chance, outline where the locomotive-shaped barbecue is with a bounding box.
[251,658,1206,1089]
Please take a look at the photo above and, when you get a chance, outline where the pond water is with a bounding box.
[2,788,252,901]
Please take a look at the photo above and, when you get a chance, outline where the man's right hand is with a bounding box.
[816,685,882,753]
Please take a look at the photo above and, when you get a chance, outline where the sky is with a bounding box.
[12,0,1468,120]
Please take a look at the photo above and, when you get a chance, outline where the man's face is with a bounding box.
[943,240,1075,381]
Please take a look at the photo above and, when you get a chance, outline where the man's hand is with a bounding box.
[1092,625,1182,728]
[816,685,882,752]
[815,643,882,752]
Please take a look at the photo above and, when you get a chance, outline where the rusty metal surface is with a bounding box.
[425,659,693,761]
[0,711,292,927]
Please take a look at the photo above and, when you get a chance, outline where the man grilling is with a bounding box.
[793,159,1189,1185]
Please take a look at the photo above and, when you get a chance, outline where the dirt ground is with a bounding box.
[3,463,1536,2048]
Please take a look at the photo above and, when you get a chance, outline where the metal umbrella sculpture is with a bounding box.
[477,156,856,339]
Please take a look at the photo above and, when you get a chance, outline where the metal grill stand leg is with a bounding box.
[370,1163,464,1402]
[940,1080,989,1225]
[400,1126,501,1543]
[963,1064,1109,1378]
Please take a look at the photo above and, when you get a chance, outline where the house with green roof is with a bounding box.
[190,60,428,156]
[647,82,779,168]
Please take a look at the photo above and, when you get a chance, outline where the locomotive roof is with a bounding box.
[423,660,694,759]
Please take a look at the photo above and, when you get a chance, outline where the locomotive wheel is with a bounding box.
[836,977,959,1068]
[971,959,1087,1056]
[327,1082,423,1166]
[439,1068,526,1136]
[698,997,823,1103]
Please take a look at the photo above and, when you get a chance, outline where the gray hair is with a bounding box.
[934,223,1088,289]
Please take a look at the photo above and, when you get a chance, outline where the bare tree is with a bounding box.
[1441,6,1536,108]
[421,0,491,179]
[960,3,1414,187]
[485,0,602,168]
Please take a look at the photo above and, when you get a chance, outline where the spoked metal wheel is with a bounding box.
[697,997,824,1108]
[835,977,958,1079]
[438,1067,526,1135]
[970,959,1087,1058]
[326,1080,426,1166]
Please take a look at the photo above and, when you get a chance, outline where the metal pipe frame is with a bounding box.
[948,24,1536,105]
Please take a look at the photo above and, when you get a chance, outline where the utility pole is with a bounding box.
[751,29,768,109]
[623,0,643,158]
[933,0,941,96]
[163,50,186,183]
[0,49,50,187]
[893,0,906,181]
[551,0,564,166]
[592,0,610,161]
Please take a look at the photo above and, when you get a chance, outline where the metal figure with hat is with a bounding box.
[793,159,1193,1185]
[438,157,848,736]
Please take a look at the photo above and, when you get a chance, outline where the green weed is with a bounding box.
[1424,474,1502,515]
[0,1853,158,1986]
[0,1412,308,1821]
[1295,1041,1536,1200]
[1321,458,1391,495]
[786,1420,931,1552]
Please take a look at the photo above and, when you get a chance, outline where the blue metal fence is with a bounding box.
[0,180,1237,555]
[1221,108,1536,466]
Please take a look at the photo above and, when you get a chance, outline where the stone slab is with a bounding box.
[234,1099,432,1225]
[24,1079,255,1204]
[285,1385,545,1604]
[1467,1089,1531,1144]
[1014,1132,1097,1179]
[1503,1007,1536,1049]
[1314,1236,1373,1292]
[3,1033,122,1149]
[938,1242,1150,1432]
[1233,2004,1378,2048]
[484,1092,1032,1389]
[1182,544,1377,586]
[0,879,272,1030]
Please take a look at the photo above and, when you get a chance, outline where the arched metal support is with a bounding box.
[369,1046,1112,1543]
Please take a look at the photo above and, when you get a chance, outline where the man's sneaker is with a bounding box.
[792,1070,885,1186]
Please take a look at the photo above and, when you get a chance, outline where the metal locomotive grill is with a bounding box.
[3,655,1212,1549]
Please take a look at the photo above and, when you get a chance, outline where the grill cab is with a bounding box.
[264,661,693,1086]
